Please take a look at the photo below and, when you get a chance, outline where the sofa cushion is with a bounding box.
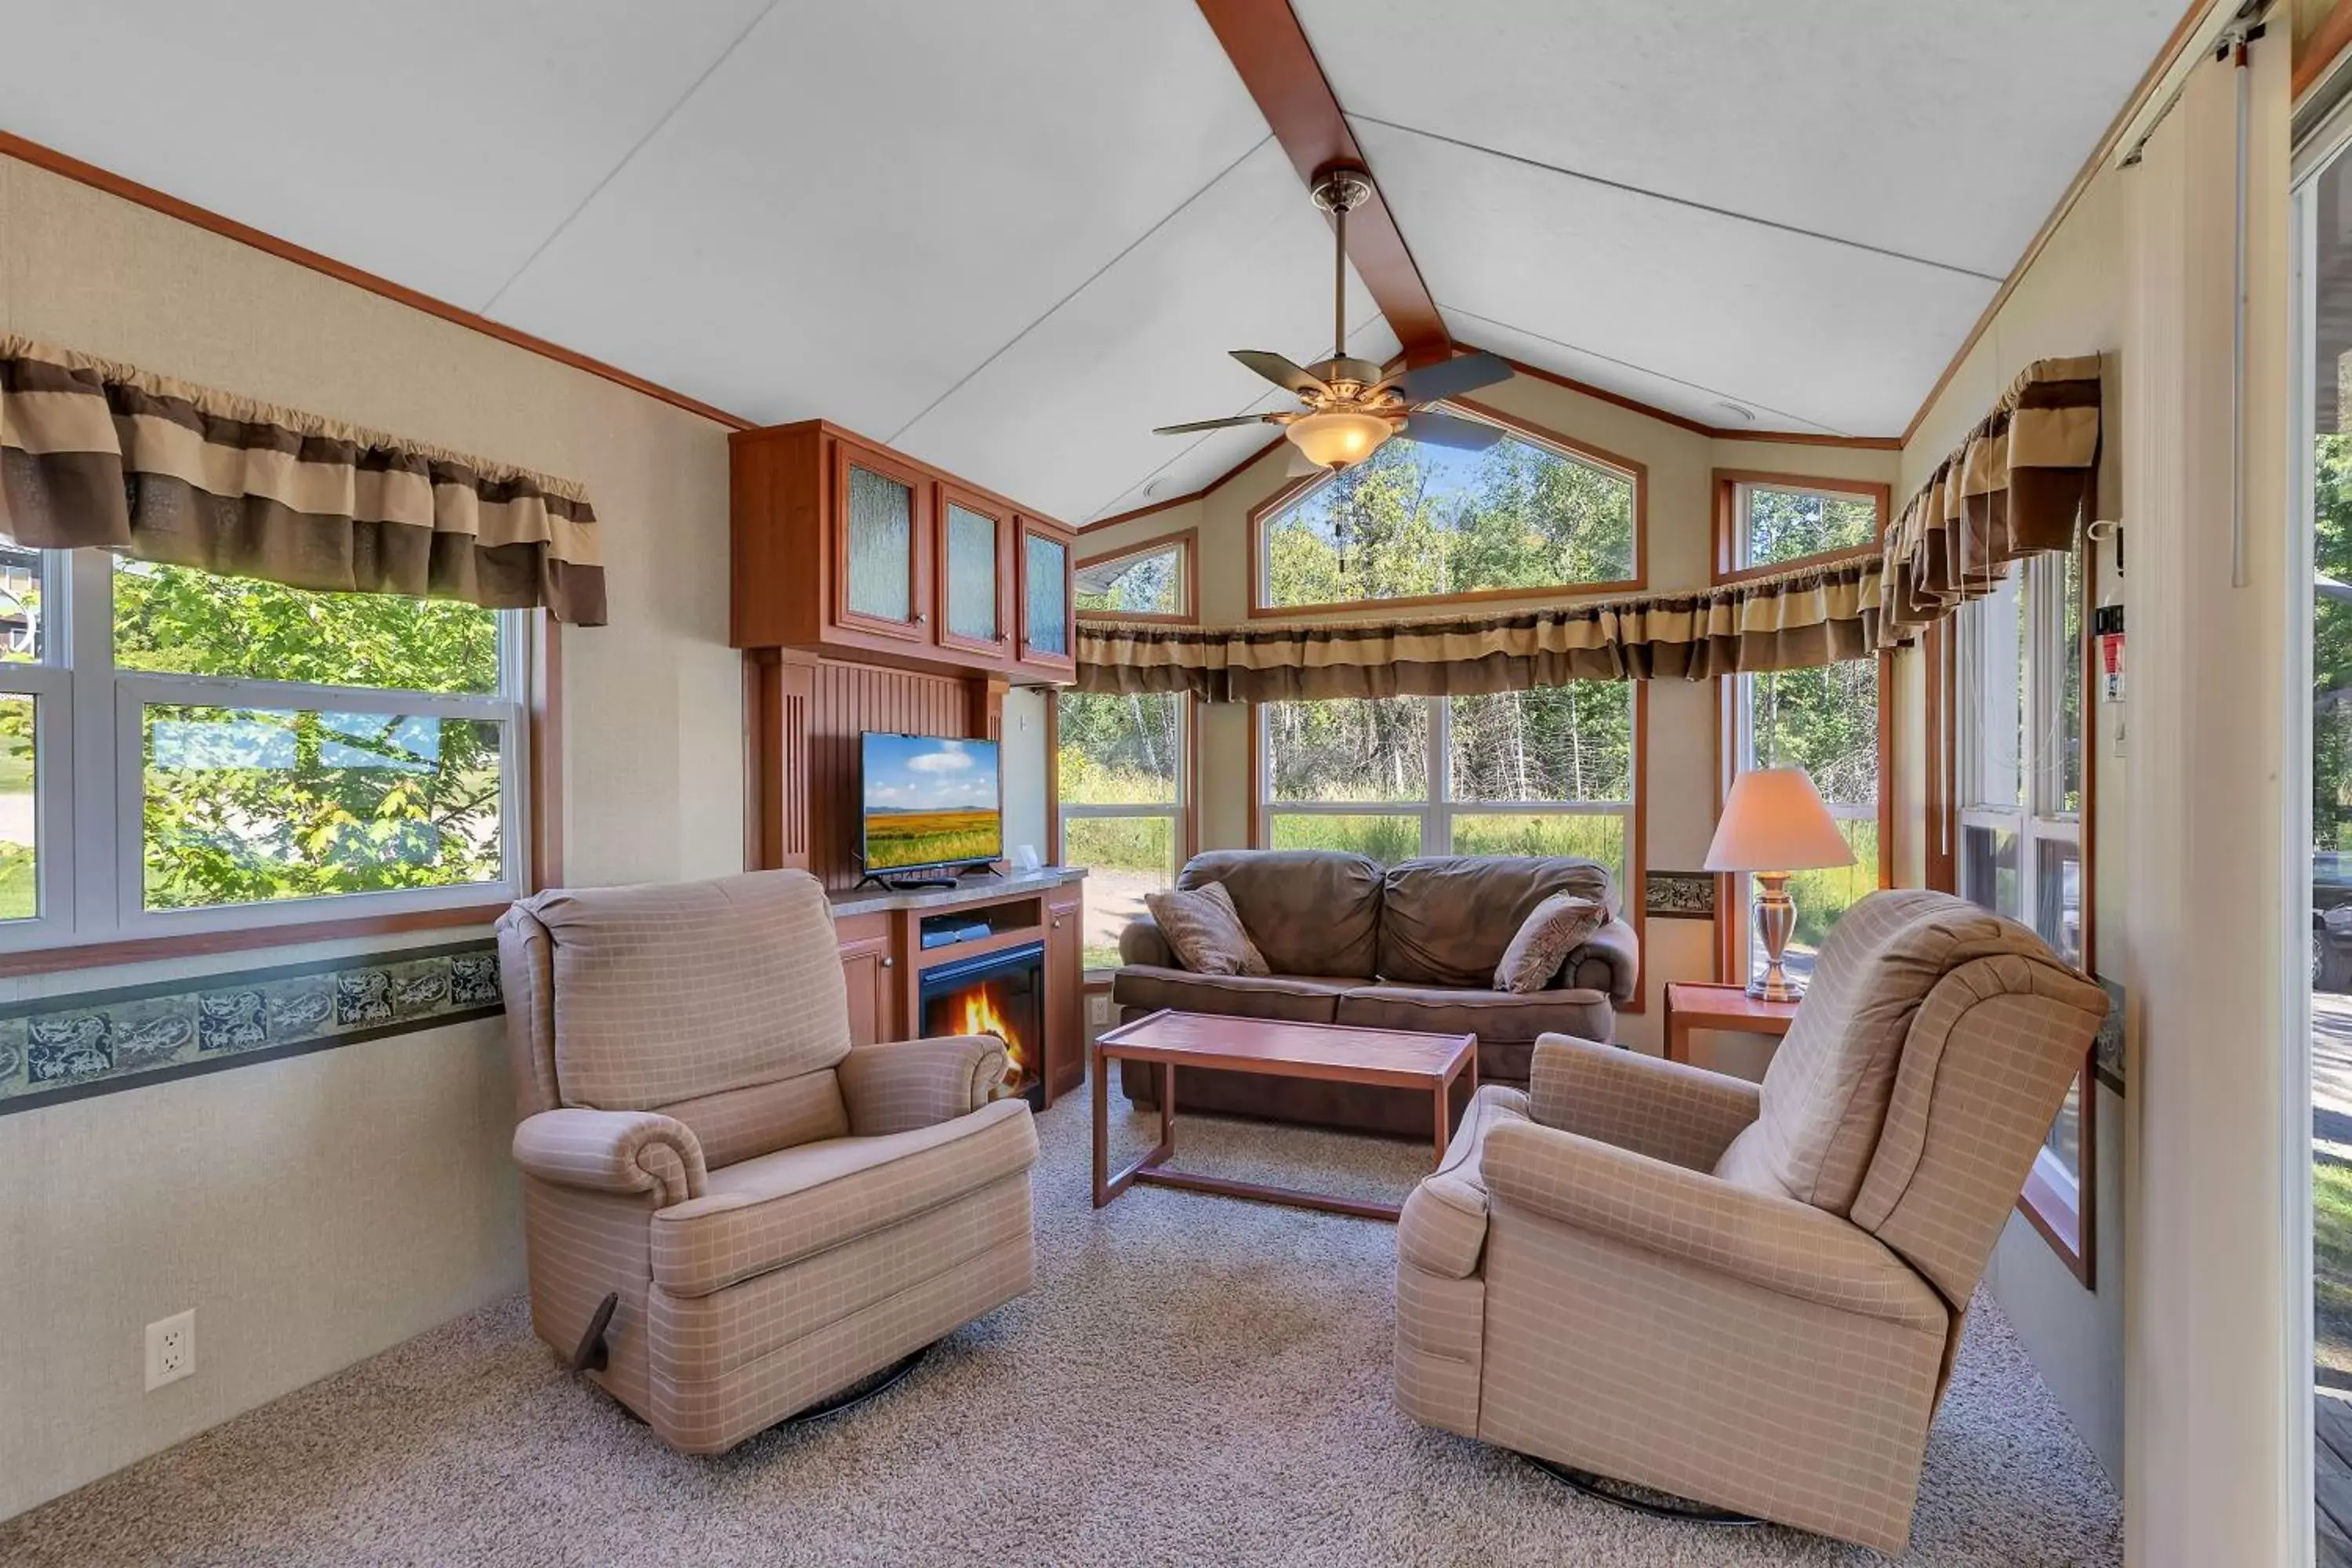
[1713,890,2024,1216]
[1334,983,1613,1051]
[1112,966,1349,1025]
[1178,850,1383,978]
[1142,881,1269,976]
[649,1099,1036,1298]
[1494,894,1609,993]
[1378,857,1617,987]
[521,869,851,1112]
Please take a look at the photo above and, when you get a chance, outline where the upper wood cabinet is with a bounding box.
[1016,517,1074,675]
[731,419,1074,682]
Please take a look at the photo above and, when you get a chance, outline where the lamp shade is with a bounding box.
[1704,767,1855,872]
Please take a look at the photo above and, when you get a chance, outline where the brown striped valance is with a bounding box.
[1076,554,1885,701]
[1879,354,2100,644]
[0,336,605,624]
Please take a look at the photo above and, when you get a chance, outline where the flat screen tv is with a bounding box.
[859,732,1004,876]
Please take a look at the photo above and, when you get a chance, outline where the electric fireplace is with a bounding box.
[918,941,1046,1109]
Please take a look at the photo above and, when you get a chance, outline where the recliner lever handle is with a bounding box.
[568,1291,619,1374]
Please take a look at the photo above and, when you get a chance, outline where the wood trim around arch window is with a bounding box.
[1073,526,1199,625]
[1709,469,1893,586]
[1246,398,1648,619]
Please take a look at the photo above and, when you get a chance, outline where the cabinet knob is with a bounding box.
[880,956,895,968]
[1051,916,1063,929]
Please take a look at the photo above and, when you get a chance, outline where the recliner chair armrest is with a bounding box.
[838,1034,1008,1137]
[1560,916,1639,1002]
[1481,1120,1946,1331]
[513,1109,707,1206]
[1526,1033,1760,1171]
[1120,915,1174,969]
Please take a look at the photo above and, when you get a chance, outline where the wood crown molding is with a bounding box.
[0,130,757,433]
[1192,0,1449,364]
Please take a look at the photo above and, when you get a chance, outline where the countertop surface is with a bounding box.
[826,866,1087,918]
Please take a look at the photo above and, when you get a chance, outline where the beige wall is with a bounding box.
[0,154,1069,1521]
[1077,376,1900,1056]
[1889,154,2133,1483]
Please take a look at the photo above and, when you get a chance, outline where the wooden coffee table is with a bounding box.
[1091,1008,1478,1222]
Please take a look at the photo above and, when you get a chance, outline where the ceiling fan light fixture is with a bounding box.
[1287,408,1391,470]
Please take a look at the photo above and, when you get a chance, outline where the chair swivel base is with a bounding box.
[1522,1454,1766,1527]
[775,1345,933,1428]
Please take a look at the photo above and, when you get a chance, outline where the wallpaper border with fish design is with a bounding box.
[0,940,501,1117]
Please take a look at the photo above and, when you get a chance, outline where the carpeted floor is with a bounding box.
[0,1090,2122,1566]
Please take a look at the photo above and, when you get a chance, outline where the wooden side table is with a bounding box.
[1664,982,1799,1065]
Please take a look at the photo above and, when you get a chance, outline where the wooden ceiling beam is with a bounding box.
[1194,0,1451,365]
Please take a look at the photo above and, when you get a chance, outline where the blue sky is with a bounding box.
[863,735,998,814]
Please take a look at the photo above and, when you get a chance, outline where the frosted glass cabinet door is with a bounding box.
[842,460,917,630]
[1021,525,1071,666]
[942,502,1002,648]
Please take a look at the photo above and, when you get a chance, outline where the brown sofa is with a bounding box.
[1112,850,1638,1134]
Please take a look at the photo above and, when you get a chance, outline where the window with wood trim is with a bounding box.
[1722,658,1890,986]
[0,546,530,954]
[1254,402,1639,615]
[1256,688,1635,884]
[1713,470,1890,583]
[1055,689,1191,973]
[1953,546,2094,1276]
[1074,528,1192,622]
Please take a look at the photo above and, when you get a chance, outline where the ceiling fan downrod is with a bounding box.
[1310,167,1373,368]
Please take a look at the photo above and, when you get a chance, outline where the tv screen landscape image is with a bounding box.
[860,732,1004,874]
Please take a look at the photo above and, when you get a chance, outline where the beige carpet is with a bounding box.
[0,1090,2122,1566]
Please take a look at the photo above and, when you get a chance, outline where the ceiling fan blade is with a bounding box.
[1405,410,1505,452]
[1387,350,1512,405]
[1152,413,1279,435]
[1231,350,1330,397]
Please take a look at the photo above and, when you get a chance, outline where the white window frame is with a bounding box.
[1254,691,1638,870]
[1055,691,1190,976]
[1955,552,2086,1216]
[1,547,529,954]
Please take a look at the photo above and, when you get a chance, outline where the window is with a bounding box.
[1074,530,1192,621]
[1954,547,2090,1267]
[1714,470,1889,581]
[1055,690,1189,972]
[2,548,528,953]
[1254,404,1639,613]
[1258,686,1635,881]
[1726,659,1886,985]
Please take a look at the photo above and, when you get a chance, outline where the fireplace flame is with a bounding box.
[949,981,1029,1098]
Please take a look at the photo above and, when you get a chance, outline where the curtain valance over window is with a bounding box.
[1878,354,2100,645]
[1076,554,1884,701]
[0,336,606,624]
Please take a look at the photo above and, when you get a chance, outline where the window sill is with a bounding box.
[2017,1156,2092,1287]
[0,902,512,979]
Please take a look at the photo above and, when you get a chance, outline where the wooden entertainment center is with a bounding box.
[730,417,1087,1103]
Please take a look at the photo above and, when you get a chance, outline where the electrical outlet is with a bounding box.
[1087,994,1112,1028]
[145,1310,194,1392]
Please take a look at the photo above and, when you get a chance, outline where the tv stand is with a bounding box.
[855,872,960,892]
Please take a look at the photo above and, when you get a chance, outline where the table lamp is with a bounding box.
[1705,767,1855,1002]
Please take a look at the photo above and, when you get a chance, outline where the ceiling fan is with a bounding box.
[1153,166,1512,476]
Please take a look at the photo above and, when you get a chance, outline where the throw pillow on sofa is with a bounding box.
[1494,893,1606,993]
[1144,881,1270,977]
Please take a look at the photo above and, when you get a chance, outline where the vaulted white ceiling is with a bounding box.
[0,0,2187,521]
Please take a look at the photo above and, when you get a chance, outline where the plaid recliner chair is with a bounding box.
[1392,889,2107,1552]
[496,869,1037,1452]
